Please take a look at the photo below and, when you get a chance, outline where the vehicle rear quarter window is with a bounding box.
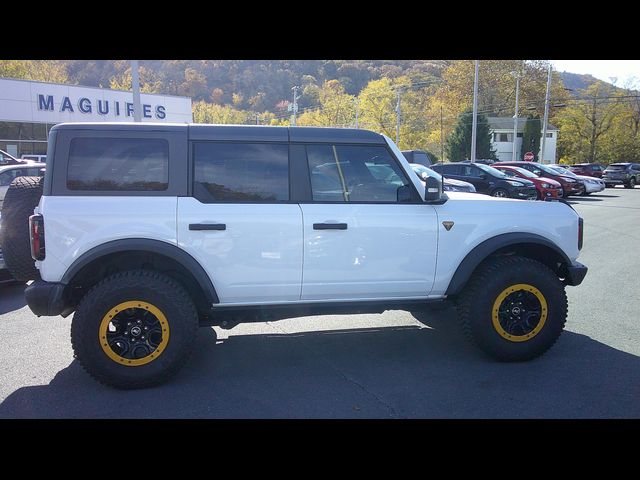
[306,144,411,203]
[193,142,289,202]
[67,138,169,191]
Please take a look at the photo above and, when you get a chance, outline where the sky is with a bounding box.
[551,60,640,88]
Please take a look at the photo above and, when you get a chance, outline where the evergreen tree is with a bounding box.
[445,108,497,161]
[520,115,541,161]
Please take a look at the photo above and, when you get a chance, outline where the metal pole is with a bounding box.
[540,63,552,163]
[256,113,259,125]
[395,89,401,144]
[291,86,299,126]
[440,105,444,161]
[512,75,520,162]
[131,60,142,122]
[470,60,479,163]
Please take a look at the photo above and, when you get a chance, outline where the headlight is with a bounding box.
[541,183,552,188]
[506,180,524,187]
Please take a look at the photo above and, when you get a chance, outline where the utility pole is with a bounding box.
[291,86,300,126]
[470,60,479,163]
[440,105,444,161]
[540,63,552,163]
[131,60,142,122]
[395,88,402,144]
[255,113,259,125]
[354,98,359,129]
[510,69,522,162]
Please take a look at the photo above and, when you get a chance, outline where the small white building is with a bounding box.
[488,117,558,164]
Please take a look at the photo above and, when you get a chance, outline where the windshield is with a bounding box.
[531,163,561,176]
[549,165,575,176]
[474,162,508,178]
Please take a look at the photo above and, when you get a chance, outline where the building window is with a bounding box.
[546,133,553,138]
[517,133,523,138]
[495,133,513,142]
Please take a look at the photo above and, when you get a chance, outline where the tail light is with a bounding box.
[29,214,45,261]
[578,217,584,250]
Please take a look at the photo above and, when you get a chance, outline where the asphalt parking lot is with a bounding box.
[1,187,638,419]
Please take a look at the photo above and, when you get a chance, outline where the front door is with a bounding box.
[299,143,438,301]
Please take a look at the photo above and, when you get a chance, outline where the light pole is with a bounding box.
[131,60,142,122]
[354,97,359,129]
[470,60,479,163]
[510,70,522,162]
[395,88,402,144]
[291,86,300,126]
[540,63,552,163]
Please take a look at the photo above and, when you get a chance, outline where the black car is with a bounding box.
[603,163,640,188]
[431,162,538,199]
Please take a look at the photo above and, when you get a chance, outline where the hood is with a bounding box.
[537,176,562,187]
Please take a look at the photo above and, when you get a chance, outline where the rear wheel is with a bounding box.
[456,256,567,361]
[71,270,199,389]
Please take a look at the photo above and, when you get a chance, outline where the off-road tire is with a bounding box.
[0,176,44,281]
[71,270,199,389]
[456,255,567,362]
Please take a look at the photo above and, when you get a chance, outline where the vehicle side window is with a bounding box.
[306,144,412,203]
[532,167,542,176]
[193,142,289,202]
[67,138,169,191]
[26,168,43,176]
[437,164,460,175]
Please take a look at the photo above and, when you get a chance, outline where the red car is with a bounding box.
[496,161,585,197]
[569,163,604,178]
[493,165,562,200]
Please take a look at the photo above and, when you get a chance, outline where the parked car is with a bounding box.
[492,165,562,200]
[431,161,537,199]
[0,149,32,166]
[410,163,476,193]
[568,163,604,178]
[5,122,587,389]
[602,163,640,188]
[547,165,605,195]
[0,163,46,209]
[21,154,47,163]
[402,150,433,167]
[496,161,585,197]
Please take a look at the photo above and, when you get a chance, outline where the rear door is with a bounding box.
[299,143,438,301]
[177,141,303,304]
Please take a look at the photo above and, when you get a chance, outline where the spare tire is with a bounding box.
[0,176,44,281]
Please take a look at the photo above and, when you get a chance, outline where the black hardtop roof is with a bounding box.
[50,123,386,144]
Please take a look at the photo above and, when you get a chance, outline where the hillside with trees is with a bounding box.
[1,60,639,164]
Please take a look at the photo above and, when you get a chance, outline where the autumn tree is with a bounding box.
[297,79,356,127]
[0,60,69,84]
[554,82,626,163]
[445,109,497,161]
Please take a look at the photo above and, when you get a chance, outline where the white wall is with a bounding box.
[492,130,557,163]
[0,78,192,124]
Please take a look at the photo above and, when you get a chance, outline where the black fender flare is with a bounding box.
[445,233,571,296]
[61,238,219,304]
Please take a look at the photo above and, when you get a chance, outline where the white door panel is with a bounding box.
[177,198,303,303]
[300,203,438,300]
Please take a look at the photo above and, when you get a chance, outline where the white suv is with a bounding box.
[5,123,587,389]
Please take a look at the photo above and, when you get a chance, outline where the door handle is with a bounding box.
[189,223,226,231]
[313,223,347,230]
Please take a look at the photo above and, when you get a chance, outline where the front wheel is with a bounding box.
[491,188,509,198]
[71,270,199,389]
[456,256,567,361]
[625,178,636,189]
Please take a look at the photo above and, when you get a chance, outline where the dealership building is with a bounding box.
[0,77,192,158]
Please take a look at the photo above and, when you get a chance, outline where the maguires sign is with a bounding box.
[38,94,166,119]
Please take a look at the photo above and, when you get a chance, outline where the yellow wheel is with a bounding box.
[491,284,547,342]
[99,300,170,366]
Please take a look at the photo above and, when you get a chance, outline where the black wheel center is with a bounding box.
[106,307,163,360]
[498,291,542,336]
[130,325,142,337]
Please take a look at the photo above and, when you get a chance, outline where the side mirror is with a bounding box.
[424,176,441,202]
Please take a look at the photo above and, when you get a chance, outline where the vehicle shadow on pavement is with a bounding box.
[0,283,26,315]
[1,306,639,419]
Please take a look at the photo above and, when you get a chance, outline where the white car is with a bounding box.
[0,163,46,209]
[547,165,605,195]
[6,123,587,389]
